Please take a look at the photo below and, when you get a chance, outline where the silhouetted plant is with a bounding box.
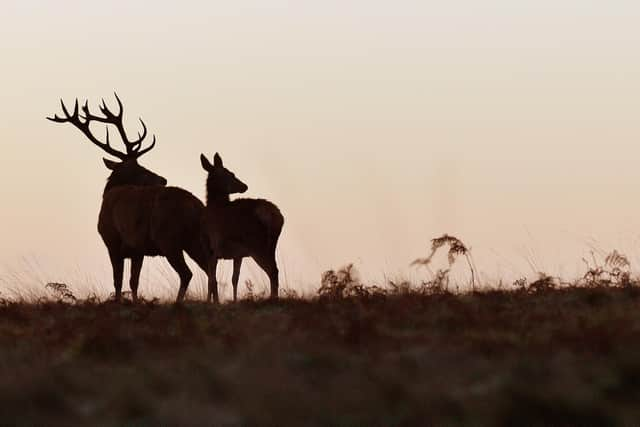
[243,279,268,301]
[418,269,452,295]
[245,279,255,300]
[412,234,478,290]
[45,282,77,304]
[108,290,132,301]
[281,287,301,299]
[318,264,387,299]
[388,280,413,294]
[513,277,528,292]
[318,264,359,298]
[527,273,557,293]
[512,273,559,293]
[581,250,632,287]
[83,293,101,305]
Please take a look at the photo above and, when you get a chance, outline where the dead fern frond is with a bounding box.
[605,250,630,269]
[412,234,477,290]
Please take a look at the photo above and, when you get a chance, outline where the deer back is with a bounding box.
[204,199,281,259]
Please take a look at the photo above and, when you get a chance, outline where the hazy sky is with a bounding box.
[2,1,640,296]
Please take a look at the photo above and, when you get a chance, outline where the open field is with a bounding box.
[2,280,640,426]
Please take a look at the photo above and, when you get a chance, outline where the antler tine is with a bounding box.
[47,99,74,122]
[80,100,91,120]
[46,105,65,122]
[98,97,119,120]
[121,117,150,156]
[131,118,148,147]
[113,92,124,117]
[133,134,157,158]
[99,99,107,116]
[65,98,77,119]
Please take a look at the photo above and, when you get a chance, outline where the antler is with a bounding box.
[47,92,156,160]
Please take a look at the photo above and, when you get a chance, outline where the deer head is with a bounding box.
[102,158,167,188]
[201,153,248,198]
[48,93,167,188]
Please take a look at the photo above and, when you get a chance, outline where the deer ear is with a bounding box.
[213,152,223,168]
[103,158,120,170]
[200,154,213,171]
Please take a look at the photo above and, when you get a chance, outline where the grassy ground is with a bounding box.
[1,283,640,426]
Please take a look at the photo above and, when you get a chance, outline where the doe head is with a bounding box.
[200,152,248,195]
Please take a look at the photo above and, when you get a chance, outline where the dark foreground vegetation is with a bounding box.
[2,278,640,427]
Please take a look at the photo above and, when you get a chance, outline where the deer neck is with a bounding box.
[102,176,139,195]
[103,174,160,196]
[103,176,122,195]
[207,192,231,208]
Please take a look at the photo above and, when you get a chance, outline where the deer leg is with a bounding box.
[232,258,242,302]
[129,255,144,303]
[185,236,209,275]
[253,254,279,300]
[166,252,193,304]
[108,250,124,302]
[207,257,219,304]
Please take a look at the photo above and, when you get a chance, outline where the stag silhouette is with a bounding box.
[200,153,284,303]
[48,94,207,303]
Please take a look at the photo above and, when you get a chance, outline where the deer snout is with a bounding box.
[159,177,168,186]
[239,183,248,193]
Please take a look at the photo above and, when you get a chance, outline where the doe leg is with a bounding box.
[232,257,242,302]
[208,256,219,304]
[253,253,279,300]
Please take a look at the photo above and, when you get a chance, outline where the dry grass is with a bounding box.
[2,277,640,426]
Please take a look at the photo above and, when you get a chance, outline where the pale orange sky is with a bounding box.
[2,1,640,297]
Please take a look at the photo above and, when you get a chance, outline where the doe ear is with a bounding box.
[103,158,120,170]
[200,153,213,171]
[213,152,223,168]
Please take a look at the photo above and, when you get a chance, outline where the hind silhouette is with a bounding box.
[200,152,284,303]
